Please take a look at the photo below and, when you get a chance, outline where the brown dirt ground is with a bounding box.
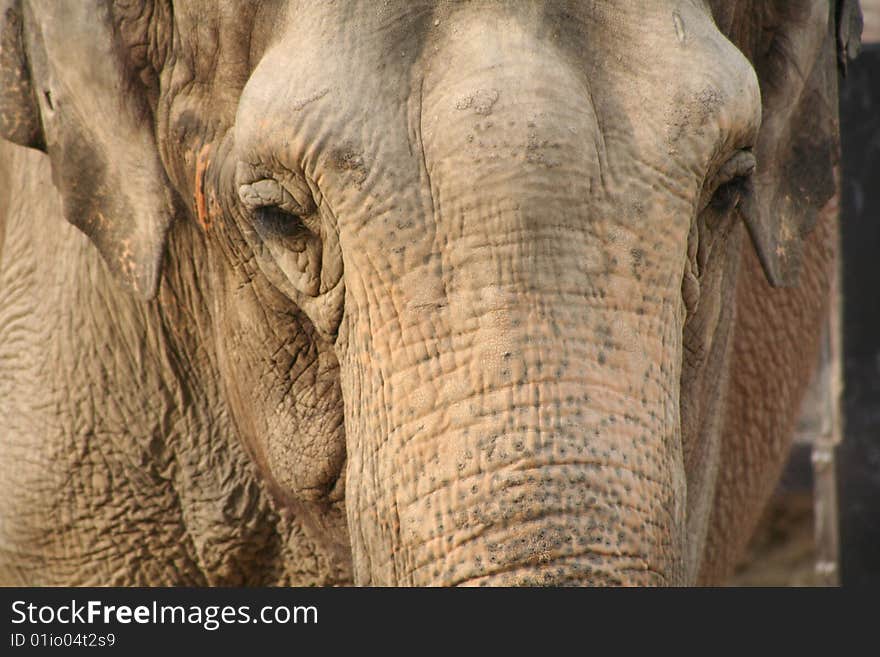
[729,491,820,587]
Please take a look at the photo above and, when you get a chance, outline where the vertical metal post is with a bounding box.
[811,243,843,586]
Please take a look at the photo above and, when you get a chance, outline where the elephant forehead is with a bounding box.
[233,3,757,167]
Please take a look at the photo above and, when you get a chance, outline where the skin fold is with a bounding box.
[0,1,859,585]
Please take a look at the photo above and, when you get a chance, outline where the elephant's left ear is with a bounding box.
[0,0,173,298]
[838,0,864,70]
[726,1,862,287]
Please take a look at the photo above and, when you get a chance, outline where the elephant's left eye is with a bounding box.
[705,150,756,216]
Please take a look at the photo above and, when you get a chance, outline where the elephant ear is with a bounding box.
[0,0,172,298]
[0,0,42,149]
[838,0,864,70]
[713,1,862,287]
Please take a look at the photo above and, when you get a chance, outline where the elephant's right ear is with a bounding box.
[0,0,43,149]
[0,0,172,299]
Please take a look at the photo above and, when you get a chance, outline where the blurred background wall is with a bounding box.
[864,0,880,42]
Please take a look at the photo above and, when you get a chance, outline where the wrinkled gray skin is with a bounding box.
[0,1,860,585]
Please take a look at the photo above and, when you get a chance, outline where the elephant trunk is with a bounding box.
[342,284,688,585]
[338,17,690,585]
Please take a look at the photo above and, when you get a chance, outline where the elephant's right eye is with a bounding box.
[253,205,310,247]
[238,178,318,249]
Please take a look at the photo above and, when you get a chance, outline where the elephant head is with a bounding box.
[0,0,860,585]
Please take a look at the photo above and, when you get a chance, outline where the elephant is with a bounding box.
[0,0,862,586]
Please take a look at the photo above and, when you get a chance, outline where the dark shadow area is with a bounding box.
[837,43,880,587]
